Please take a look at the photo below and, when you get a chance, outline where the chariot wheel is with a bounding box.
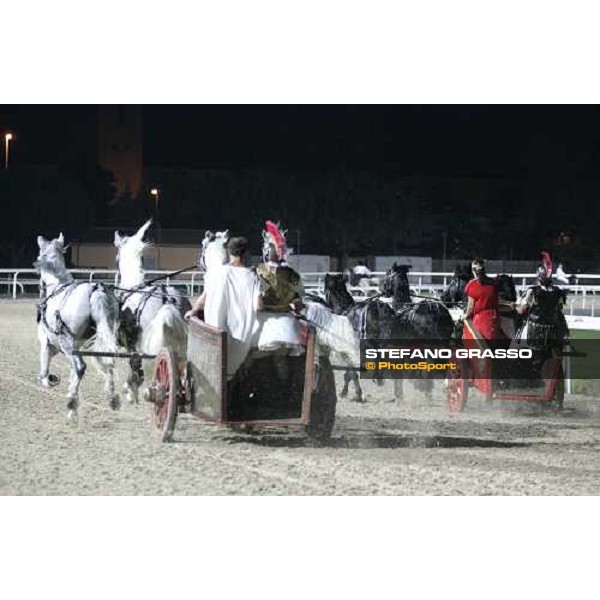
[307,356,337,441]
[147,349,179,442]
[447,358,469,413]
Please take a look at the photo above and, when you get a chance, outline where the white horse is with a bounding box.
[114,220,191,403]
[199,229,229,271]
[35,233,120,418]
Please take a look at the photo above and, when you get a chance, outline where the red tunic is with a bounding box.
[464,278,501,340]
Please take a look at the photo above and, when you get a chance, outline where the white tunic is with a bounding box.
[204,265,260,379]
[255,312,304,355]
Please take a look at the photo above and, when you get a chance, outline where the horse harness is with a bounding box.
[338,293,384,339]
[116,284,179,350]
[37,280,103,339]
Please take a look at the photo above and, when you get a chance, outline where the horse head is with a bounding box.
[114,219,151,257]
[382,263,412,306]
[200,229,229,271]
[114,220,153,286]
[34,233,71,282]
[441,264,470,304]
[324,273,354,313]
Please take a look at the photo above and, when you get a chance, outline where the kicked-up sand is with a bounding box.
[1,299,599,495]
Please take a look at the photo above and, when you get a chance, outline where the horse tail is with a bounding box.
[89,285,120,368]
[142,303,187,359]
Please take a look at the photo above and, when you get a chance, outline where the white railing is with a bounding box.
[0,268,207,300]
[3,268,600,317]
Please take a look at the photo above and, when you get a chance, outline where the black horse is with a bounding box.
[382,264,455,338]
[323,270,454,402]
[381,264,456,400]
[440,264,471,305]
[318,273,396,402]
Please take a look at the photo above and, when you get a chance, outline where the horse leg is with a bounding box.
[341,370,350,397]
[125,354,144,404]
[93,356,120,411]
[372,370,385,387]
[38,327,59,387]
[58,337,85,419]
[413,377,434,403]
[88,287,120,409]
[351,371,364,403]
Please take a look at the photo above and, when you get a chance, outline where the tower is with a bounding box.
[97,105,143,198]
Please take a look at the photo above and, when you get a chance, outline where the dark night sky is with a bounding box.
[2,105,600,178]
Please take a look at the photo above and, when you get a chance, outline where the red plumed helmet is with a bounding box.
[265,220,286,261]
[541,250,553,278]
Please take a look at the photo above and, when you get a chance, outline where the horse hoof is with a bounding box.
[109,396,121,411]
[66,408,78,423]
[340,390,348,398]
[66,397,78,411]
[39,374,61,388]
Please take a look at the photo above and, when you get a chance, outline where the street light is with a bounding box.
[150,188,160,269]
[4,133,14,170]
[150,188,160,222]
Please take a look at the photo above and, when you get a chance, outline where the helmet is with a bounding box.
[537,264,551,283]
[262,220,288,264]
[471,257,485,276]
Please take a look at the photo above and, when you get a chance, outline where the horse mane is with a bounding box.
[304,292,328,306]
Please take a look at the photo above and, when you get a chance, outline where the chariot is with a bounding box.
[144,318,337,442]
[446,317,577,413]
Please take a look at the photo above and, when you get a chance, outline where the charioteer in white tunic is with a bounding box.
[187,235,261,380]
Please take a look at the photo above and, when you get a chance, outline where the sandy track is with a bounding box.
[1,299,599,495]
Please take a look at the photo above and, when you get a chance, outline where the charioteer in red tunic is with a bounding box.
[463,257,502,341]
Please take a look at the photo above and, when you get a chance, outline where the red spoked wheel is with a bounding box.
[148,349,179,442]
[447,358,469,413]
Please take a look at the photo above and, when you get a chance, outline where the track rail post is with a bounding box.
[12,271,19,300]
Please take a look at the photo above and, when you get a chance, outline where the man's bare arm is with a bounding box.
[185,291,206,320]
